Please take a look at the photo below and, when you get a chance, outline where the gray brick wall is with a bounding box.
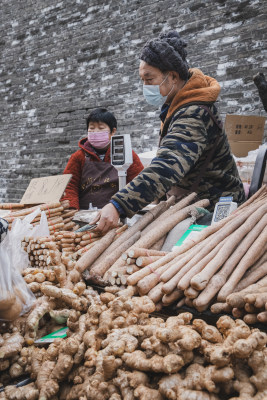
[1,0,266,202]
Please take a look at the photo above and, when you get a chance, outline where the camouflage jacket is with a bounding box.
[112,68,245,217]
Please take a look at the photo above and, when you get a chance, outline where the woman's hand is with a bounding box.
[91,203,120,234]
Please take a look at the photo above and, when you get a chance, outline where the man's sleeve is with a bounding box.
[61,151,84,209]
[112,108,208,217]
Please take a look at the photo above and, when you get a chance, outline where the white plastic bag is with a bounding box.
[0,208,50,320]
[0,237,35,321]
[6,208,50,273]
[0,217,9,242]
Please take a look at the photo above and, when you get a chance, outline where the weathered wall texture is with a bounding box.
[0,0,266,202]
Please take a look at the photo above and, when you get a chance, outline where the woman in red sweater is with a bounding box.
[62,108,144,210]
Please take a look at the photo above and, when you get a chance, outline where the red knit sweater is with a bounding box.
[61,138,144,209]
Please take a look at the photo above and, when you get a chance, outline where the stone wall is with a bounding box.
[0,0,266,202]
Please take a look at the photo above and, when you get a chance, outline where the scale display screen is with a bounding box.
[111,137,125,165]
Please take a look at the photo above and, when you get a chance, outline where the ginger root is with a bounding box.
[159,363,233,399]
[134,384,163,400]
[5,383,38,400]
[0,332,24,360]
[202,316,251,367]
[122,350,184,374]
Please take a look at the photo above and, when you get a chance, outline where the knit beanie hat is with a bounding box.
[140,31,189,80]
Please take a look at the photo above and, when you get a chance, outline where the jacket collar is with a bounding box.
[78,138,111,162]
[166,68,221,120]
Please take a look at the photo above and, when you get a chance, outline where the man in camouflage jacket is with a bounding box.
[94,31,245,231]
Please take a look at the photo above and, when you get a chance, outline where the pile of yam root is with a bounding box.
[64,192,210,288]
[1,286,267,400]
[52,186,267,315]
[17,192,209,303]
[108,186,267,312]
[212,275,267,325]
[2,187,267,320]
[3,201,78,234]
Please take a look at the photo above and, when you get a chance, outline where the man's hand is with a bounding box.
[91,203,120,234]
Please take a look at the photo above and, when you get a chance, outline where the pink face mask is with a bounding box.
[87,131,111,149]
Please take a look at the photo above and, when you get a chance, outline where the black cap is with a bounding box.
[140,30,189,80]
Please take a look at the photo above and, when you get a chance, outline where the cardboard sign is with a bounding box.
[229,140,262,157]
[20,174,72,205]
[225,115,266,142]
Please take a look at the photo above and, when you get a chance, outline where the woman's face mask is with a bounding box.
[88,130,110,149]
[143,73,171,107]
[87,121,111,149]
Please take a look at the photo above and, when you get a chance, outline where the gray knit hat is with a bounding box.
[140,31,189,80]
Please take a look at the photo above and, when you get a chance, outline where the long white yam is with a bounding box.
[162,205,255,294]
[235,262,267,291]
[191,203,267,291]
[218,225,267,301]
[91,201,168,268]
[237,245,267,284]
[127,248,167,258]
[236,185,266,211]
[74,229,117,274]
[177,240,226,291]
[162,289,184,306]
[184,286,199,299]
[137,264,170,295]
[127,200,234,287]
[162,233,226,292]
[90,231,141,278]
[127,249,187,287]
[149,235,166,251]
[141,192,197,236]
[160,240,204,283]
[136,255,163,267]
[103,258,127,281]
[147,282,165,303]
[130,199,210,250]
[194,217,267,309]
[226,279,267,309]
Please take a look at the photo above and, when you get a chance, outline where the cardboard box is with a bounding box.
[229,140,263,157]
[225,114,266,142]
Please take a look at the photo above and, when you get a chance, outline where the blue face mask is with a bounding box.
[143,73,170,107]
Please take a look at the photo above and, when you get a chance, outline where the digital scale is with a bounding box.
[111,134,133,190]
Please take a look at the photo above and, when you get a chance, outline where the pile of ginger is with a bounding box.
[1,285,267,400]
